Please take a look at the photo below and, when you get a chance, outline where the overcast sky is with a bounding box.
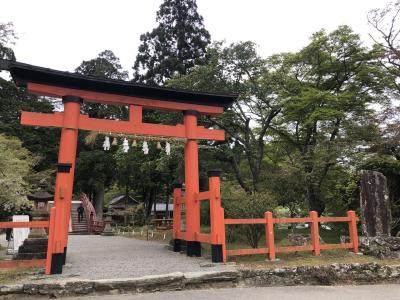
[1,0,388,78]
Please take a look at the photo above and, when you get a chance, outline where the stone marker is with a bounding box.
[360,170,392,237]
[12,215,30,252]
[14,184,52,260]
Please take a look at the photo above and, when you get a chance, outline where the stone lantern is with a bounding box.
[14,183,53,260]
[101,212,114,236]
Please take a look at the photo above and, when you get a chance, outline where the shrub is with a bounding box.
[222,186,276,248]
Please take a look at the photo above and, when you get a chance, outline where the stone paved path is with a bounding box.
[59,235,230,280]
[51,285,400,300]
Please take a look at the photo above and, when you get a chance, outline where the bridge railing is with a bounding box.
[79,193,104,233]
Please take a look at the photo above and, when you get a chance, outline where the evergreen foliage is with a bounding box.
[133,0,211,85]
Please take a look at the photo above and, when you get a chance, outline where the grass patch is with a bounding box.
[123,225,400,268]
[0,267,41,284]
[230,249,400,268]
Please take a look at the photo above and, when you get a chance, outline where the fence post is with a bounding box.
[172,183,182,252]
[310,211,320,256]
[347,210,359,253]
[45,207,56,275]
[208,170,224,263]
[265,211,276,261]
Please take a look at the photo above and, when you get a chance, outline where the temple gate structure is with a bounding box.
[0,59,236,274]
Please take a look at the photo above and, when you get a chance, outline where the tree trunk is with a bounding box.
[306,182,325,216]
[94,182,105,221]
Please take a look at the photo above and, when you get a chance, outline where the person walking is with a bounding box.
[77,204,84,223]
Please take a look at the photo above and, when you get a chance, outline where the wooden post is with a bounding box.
[52,96,81,274]
[265,211,276,261]
[45,207,56,275]
[347,210,359,253]
[183,110,201,257]
[209,170,224,263]
[172,183,182,252]
[310,211,320,256]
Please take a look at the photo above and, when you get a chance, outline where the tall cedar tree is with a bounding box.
[133,0,211,85]
[74,50,127,219]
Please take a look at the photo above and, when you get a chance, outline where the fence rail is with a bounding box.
[0,208,55,271]
[224,210,359,261]
[0,221,49,229]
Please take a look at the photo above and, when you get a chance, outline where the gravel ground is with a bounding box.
[58,235,231,280]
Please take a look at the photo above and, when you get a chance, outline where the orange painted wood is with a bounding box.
[224,218,265,225]
[173,187,182,240]
[21,111,63,128]
[318,216,349,222]
[45,207,56,275]
[273,217,311,224]
[176,196,185,205]
[209,174,225,246]
[226,248,269,256]
[347,211,359,253]
[197,126,225,140]
[195,191,210,201]
[0,259,46,269]
[310,211,321,256]
[176,232,186,240]
[184,113,200,242]
[196,233,211,243]
[224,211,360,260]
[27,83,224,115]
[319,243,353,250]
[265,212,276,260]
[20,112,226,141]
[55,101,81,254]
[0,221,49,228]
[276,245,313,253]
[129,105,142,124]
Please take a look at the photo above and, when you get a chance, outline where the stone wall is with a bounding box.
[1,264,400,298]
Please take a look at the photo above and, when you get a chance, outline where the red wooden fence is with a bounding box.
[0,207,55,271]
[224,210,359,261]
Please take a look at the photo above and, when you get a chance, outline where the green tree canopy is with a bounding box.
[168,41,284,193]
[75,50,128,119]
[270,26,387,214]
[133,0,211,85]
[0,134,35,219]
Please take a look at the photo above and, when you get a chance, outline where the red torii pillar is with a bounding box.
[183,110,201,256]
[50,96,81,273]
[19,88,228,274]
[43,104,209,271]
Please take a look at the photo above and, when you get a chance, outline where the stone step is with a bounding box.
[18,244,47,253]
[19,238,48,246]
[14,252,47,260]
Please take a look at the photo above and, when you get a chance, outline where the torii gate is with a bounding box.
[1,60,236,274]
